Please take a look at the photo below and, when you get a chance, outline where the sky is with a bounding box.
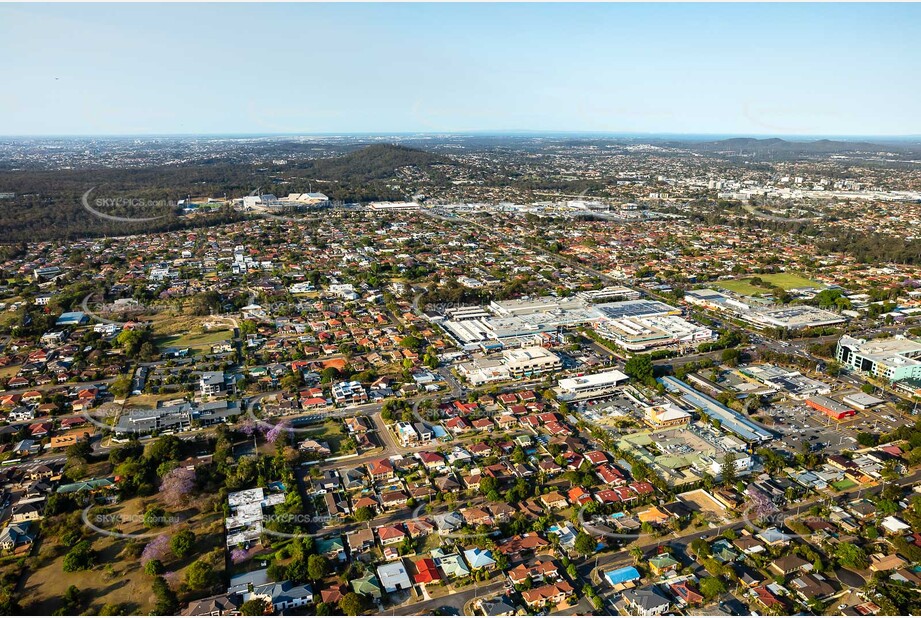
[1,3,919,137]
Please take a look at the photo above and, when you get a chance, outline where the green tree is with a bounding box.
[307,555,330,581]
[339,592,366,616]
[63,541,96,572]
[151,576,178,615]
[170,530,196,559]
[624,354,654,383]
[239,599,270,616]
[574,532,596,556]
[699,576,726,600]
[185,560,218,591]
[354,506,375,522]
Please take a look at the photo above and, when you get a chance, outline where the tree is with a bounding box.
[151,576,178,615]
[185,560,218,591]
[170,529,196,559]
[721,453,738,487]
[239,599,270,616]
[835,542,868,569]
[721,348,741,367]
[574,532,596,556]
[699,576,726,600]
[630,546,644,564]
[339,592,366,616]
[624,354,654,383]
[307,555,330,581]
[141,535,171,565]
[63,540,96,572]
[354,506,375,522]
[144,559,165,576]
[160,466,196,509]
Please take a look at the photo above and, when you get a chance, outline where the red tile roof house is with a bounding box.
[584,450,609,466]
[568,487,594,506]
[508,559,559,585]
[353,496,379,513]
[29,422,52,439]
[461,507,494,526]
[546,421,572,436]
[498,533,551,559]
[472,418,494,431]
[445,416,472,434]
[597,465,626,485]
[629,481,656,498]
[669,580,704,606]
[320,584,348,605]
[595,489,623,505]
[752,586,787,612]
[380,490,409,509]
[522,415,542,428]
[498,393,519,406]
[455,401,478,415]
[413,558,442,584]
[20,391,42,404]
[376,525,407,546]
[563,452,584,470]
[521,581,574,610]
[367,458,394,481]
[417,451,445,470]
[59,416,87,430]
[467,441,492,457]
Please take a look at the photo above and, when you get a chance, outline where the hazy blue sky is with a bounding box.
[1,3,919,136]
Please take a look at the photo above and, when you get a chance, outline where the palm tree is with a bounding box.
[630,546,644,565]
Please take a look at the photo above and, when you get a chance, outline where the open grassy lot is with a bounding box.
[717,273,824,296]
[0,365,21,380]
[21,495,225,615]
[154,328,233,354]
[301,419,354,455]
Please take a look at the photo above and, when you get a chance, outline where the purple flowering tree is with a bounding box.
[141,534,171,565]
[159,466,197,509]
[230,548,249,564]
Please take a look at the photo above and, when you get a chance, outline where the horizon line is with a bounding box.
[2,130,921,142]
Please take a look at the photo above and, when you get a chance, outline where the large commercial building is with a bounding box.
[489,296,586,317]
[659,376,773,443]
[805,395,856,420]
[502,346,563,378]
[442,294,712,353]
[836,335,921,383]
[458,346,562,385]
[685,289,846,330]
[555,369,629,401]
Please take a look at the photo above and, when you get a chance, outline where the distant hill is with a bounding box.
[0,144,458,242]
[303,143,453,182]
[660,137,894,155]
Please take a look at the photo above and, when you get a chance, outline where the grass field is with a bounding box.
[21,496,225,614]
[154,328,233,353]
[301,420,353,455]
[716,273,823,296]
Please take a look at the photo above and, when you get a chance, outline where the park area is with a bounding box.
[716,273,824,296]
[19,492,225,615]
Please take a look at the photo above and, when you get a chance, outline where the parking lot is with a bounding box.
[764,397,911,454]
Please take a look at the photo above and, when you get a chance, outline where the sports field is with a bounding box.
[716,273,823,296]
